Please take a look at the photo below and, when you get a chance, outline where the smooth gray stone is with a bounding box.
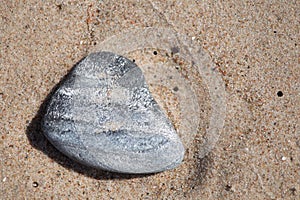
[42,51,185,174]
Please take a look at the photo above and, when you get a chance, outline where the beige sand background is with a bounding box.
[1,1,299,199]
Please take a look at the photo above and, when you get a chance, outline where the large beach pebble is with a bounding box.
[42,51,185,174]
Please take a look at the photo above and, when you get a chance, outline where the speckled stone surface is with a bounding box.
[42,51,184,174]
[1,1,299,199]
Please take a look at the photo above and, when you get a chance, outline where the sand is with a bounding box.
[1,1,299,199]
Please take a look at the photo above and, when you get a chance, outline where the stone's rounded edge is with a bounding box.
[61,124,185,174]
[40,67,94,168]
[42,122,184,174]
[76,51,139,79]
[87,136,185,174]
